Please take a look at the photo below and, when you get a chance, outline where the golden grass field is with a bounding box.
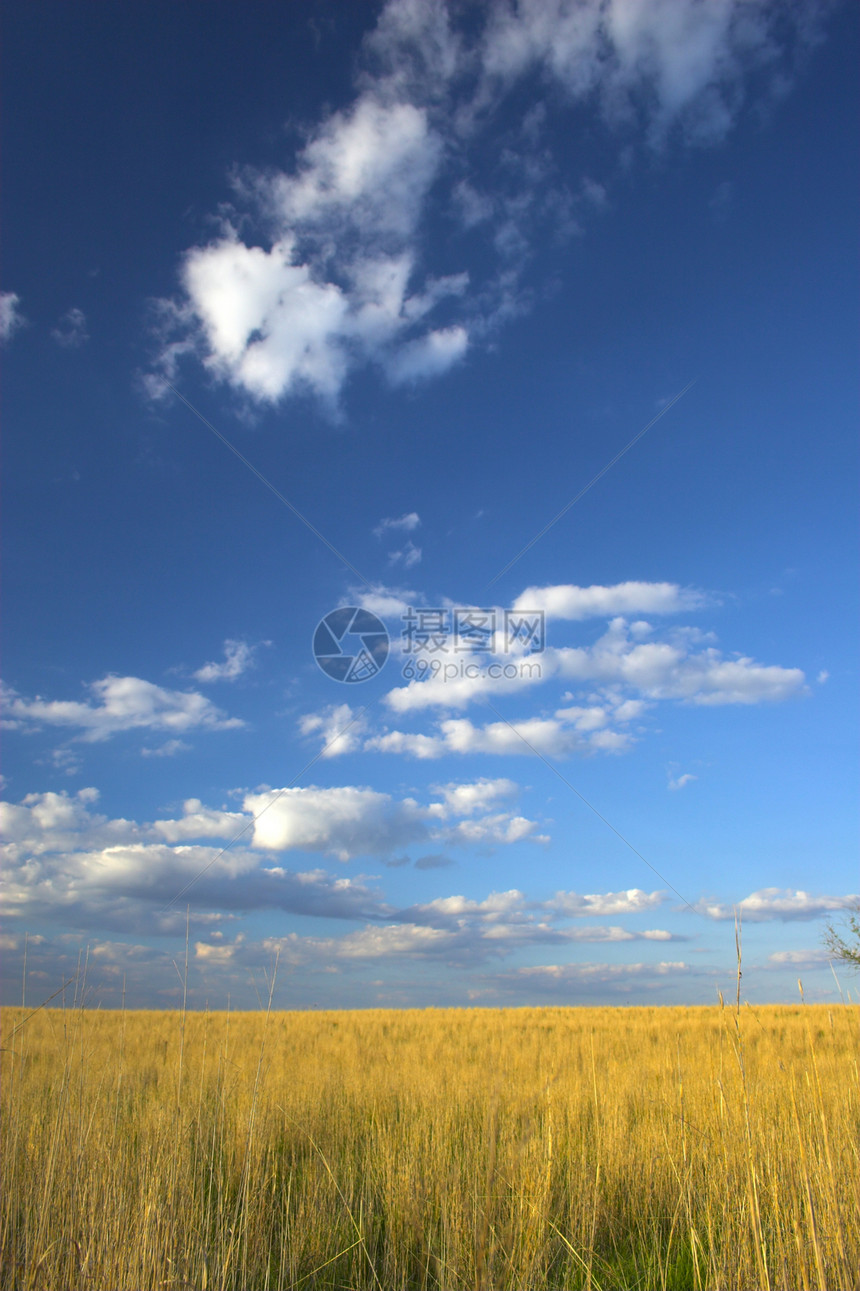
[1,1001,858,1290]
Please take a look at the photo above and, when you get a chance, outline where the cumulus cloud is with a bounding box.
[243,785,430,861]
[430,777,519,817]
[695,888,860,922]
[383,613,804,716]
[2,675,243,743]
[368,714,612,759]
[352,584,416,618]
[292,576,808,763]
[1,785,677,971]
[0,787,137,862]
[150,798,248,842]
[193,639,267,683]
[0,786,390,932]
[546,887,665,916]
[0,291,25,343]
[149,0,823,410]
[511,580,705,621]
[51,307,89,348]
[151,93,464,409]
[243,778,544,859]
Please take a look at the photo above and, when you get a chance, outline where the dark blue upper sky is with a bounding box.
[2,0,857,1009]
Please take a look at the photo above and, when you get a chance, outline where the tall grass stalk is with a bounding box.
[1,1003,857,1289]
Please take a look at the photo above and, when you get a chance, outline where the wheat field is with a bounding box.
[1,1000,857,1290]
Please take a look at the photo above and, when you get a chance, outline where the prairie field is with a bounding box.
[1,1002,858,1290]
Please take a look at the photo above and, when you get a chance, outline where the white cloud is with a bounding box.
[449,812,546,845]
[379,611,805,723]
[364,728,447,759]
[272,95,440,236]
[40,746,84,775]
[353,584,416,619]
[151,798,247,842]
[384,324,469,384]
[768,948,832,966]
[514,961,690,989]
[152,90,464,409]
[1,785,654,958]
[668,771,697,791]
[287,575,812,764]
[243,785,428,860]
[141,739,192,758]
[235,885,680,968]
[259,916,678,967]
[388,539,422,568]
[0,786,387,932]
[431,777,519,817]
[193,639,266,683]
[547,888,665,916]
[696,888,860,922]
[373,512,421,537]
[282,923,454,963]
[443,715,589,757]
[242,779,544,860]
[299,703,368,758]
[480,0,815,146]
[511,580,704,621]
[0,291,25,343]
[0,788,137,862]
[51,307,89,348]
[366,712,631,760]
[150,0,822,409]
[3,675,243,743]
[195,941,238,964]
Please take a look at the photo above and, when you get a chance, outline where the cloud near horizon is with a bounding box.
[695,888,859,922]
[0,785,689,970]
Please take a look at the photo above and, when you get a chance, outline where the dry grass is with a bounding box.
[1,999,858,1289]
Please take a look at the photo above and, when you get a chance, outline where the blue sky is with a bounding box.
[2,0,857,1010]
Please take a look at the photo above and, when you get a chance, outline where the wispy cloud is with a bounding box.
[388,539,422,568]
[373,512,421,537]
[141,739,193,758]
[148,0,824,410]
[51,307,89,348]
[298,703,369,758]
[0,291,25,343]
[193,639,268,683]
